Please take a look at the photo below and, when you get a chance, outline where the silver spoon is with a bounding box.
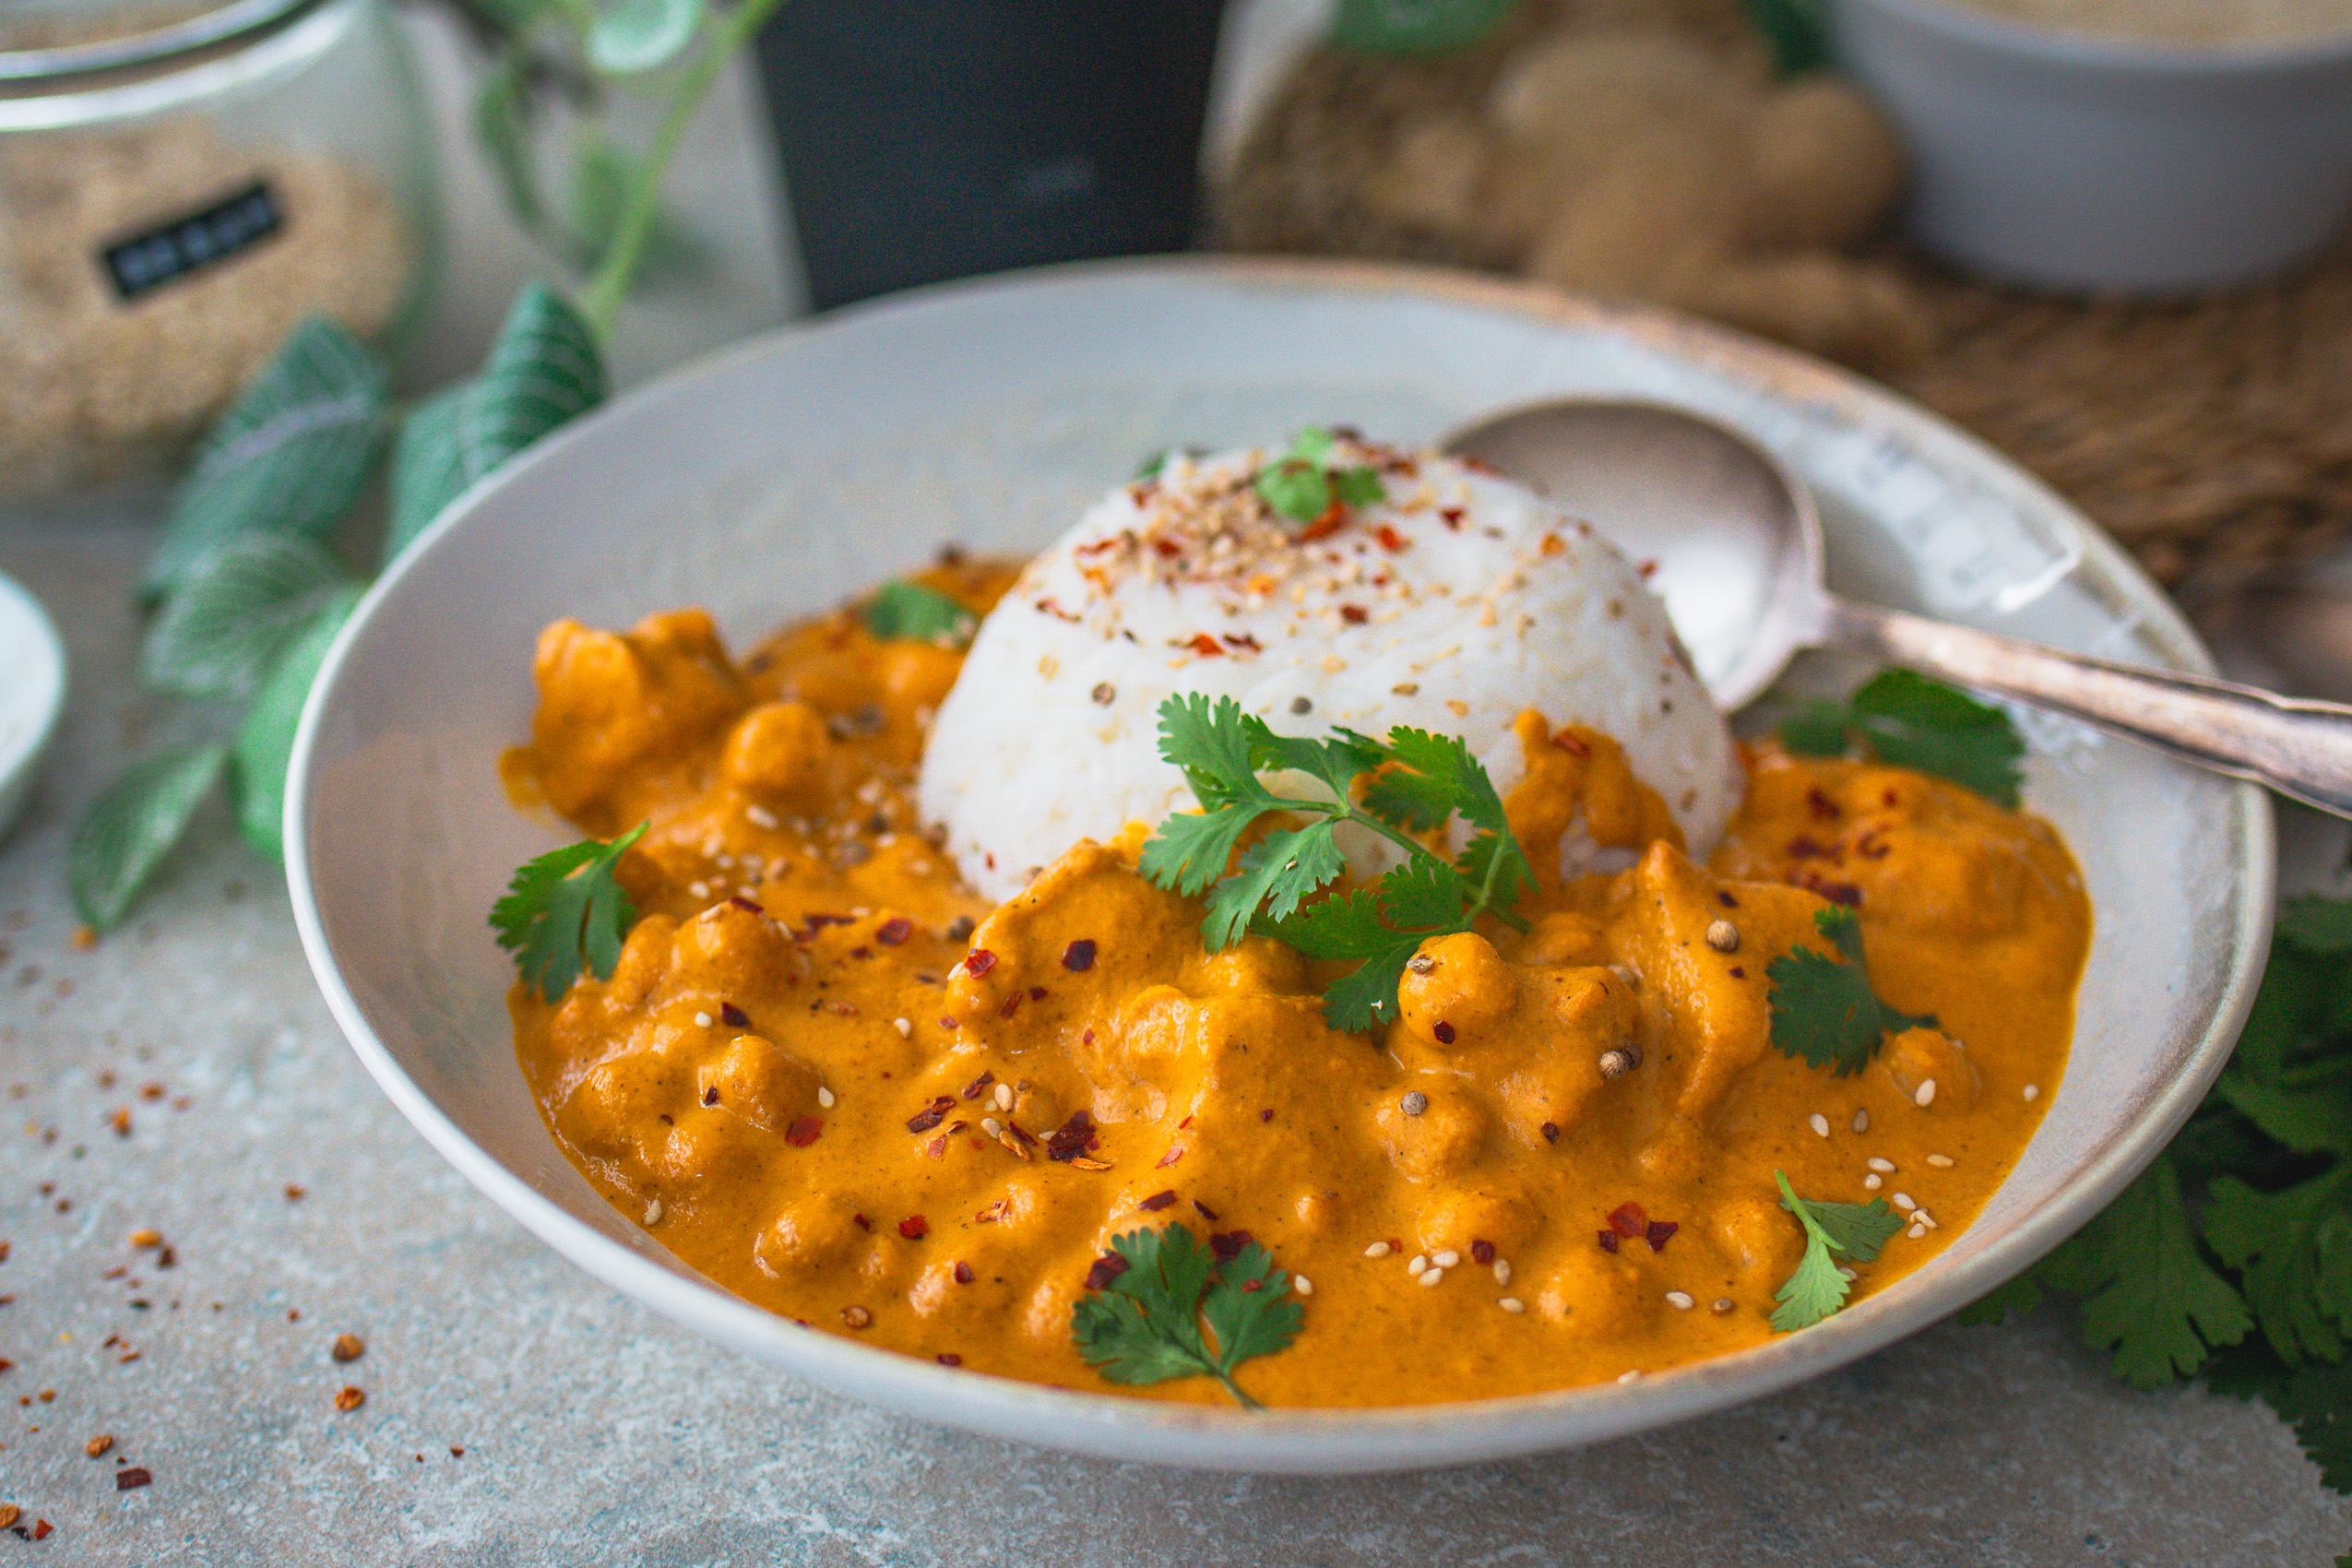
[1445,398,2352,819]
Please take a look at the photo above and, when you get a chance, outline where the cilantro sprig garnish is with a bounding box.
[1771,1170,1904,1332]
[1960,893,2352,1508]
[862,580,978,649]
[1253,427,1385,525]
[1071,1223,1302,1408]
[491,822,648,1003]
[1137,694,1533,1032]
[1765,906,1934,1075]
[1780,668,2025,807]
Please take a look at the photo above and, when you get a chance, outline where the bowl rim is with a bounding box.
[283,254,2276,1472]
[0,566,67,839]
[1835,0,2352,73]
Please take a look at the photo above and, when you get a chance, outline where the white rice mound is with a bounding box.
[918,435,1740,905]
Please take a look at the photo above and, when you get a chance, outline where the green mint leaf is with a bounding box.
[1254,459,1331,524]
[386,283,605,566]
[229,586,365,861]
[1201,1240,1304,1386]
[1765,907,1930,1075]
[586,0,705,73]
[861,580,978,649]
[1771,1171,1903,1331]
[139,534,361,699]
[2205,1170,2352,1367]
[1744,0,1830,75]
[1776,669,2025,807]
[2040,1156,2251,1387]
[67,746,230,932]
[1331,0,1514,54]
[2278,895,2352,954]
[491,821,649,1003]
[142,318,388,603]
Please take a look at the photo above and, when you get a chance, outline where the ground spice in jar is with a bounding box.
[0,118,415,496]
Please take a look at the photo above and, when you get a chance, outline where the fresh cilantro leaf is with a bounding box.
[2214,1071,2352,1158]
[1330,0,1513,54]
[1770,1170,1903,1331]
[2280,895,2352,954]
[1776,668,2025,807]
[2035,1156,2251,1388]
[1203,823,1347,949]
[1252,428,1386,524]
[1259,864,1463,1030]
[1136,803,1263,898]
[862,580,978,649]
[1765,907,1933,1075]
[1317,938,1427,1033]
[491,822,649,1003]
[1071,1223,1301,1408]
[2209,1342,2352,1494]
[1955,1271,2044,1327]
[2205,1170,2352,1366]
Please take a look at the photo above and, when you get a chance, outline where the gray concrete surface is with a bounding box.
[3,504,2347,1567]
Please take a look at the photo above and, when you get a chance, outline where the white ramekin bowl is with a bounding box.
[1831,0,2352,293]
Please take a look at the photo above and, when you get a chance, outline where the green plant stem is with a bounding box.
[578,0,783,338]
[1264,789,1531,935]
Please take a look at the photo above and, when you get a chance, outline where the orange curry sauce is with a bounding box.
[507,560,2089,1407]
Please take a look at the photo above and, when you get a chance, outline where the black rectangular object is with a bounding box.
[753,1,1226,312]
[100,181,283,301]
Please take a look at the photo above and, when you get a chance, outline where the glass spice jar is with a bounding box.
[0,0,439,500]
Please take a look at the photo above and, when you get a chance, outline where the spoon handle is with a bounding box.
[1825,598,2352,818]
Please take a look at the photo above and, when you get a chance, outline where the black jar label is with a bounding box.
[99,181,283,301]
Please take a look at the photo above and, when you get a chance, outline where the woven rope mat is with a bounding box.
[1216,0,2352,591]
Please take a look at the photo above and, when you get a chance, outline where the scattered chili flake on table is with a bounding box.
[283,1185,305,1201]
[331,1334,364,1363]
[114,1468,150,1491]
[0,1505,16,1529]
[83,1434,111,1457]
[332,1386,364,1412]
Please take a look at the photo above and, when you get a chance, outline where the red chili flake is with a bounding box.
[1375,524,1411,552]
[1240,1278,1263,1293]
[952,1261,974,1284]
[1028,985,1048,1002]
[1085,1253,1131,1290]
[803,911,854,931]
[1046,1111,1095,1162]
[1807,787,1843,822]
[940,1016,959,1031]
[897,1216,929,1240]
[1607,1203,1649,1239]
[1645,1219,1679,1253]
[719,1002,750,1028]
[33,1519,53,1538]
[1298,503,1348,541]
[1185,633,1225,657]
[1153,538,1184,558]
[1551,730,1591,756]
[1439,506,1465,530]
[875,916,913,945]
[1470,1239,1496,1265]
[784,1116,823,1147]
[1138,1190,1178,1212]
[1222,632,1263,653]
[907,1096,956,1134]
[1718,891,1739,908]
[1156,1147,1184,1169]
[1636,558,1659,578]
[1730,967,1746,979]
[998,994,1022,1019]
[727,895,765,915]
[701,1086,721,1107]
[1541,1122,1561,1144]
[974,1200,1009,1224]
[936,1353,963,1367]
[1856,831,1891,861]
[1883,789,1900,807]
[925,1134,948,1160]
[1177,1114,1194,1130]
[1432,1021,1456,1045]
[1258,1109,1273,1123]
[1081,1028,1095,1045]
[1339,605,1369,624]
[849,946,873,960]
[1803,873,1864,908]
[1207,1230,1253,1261]
[1193,1199,1220,1222]
[115,1467,151,1491]
[1597,1229,1620,1253]
[1788,835,1838,861]
[964,948,997,978]
[1062,939,1097,971]
[961,1072,993,1100]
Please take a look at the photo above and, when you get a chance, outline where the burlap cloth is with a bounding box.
[1216,0,2352,591]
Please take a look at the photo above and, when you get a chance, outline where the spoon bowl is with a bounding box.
[1446,396,2352,819]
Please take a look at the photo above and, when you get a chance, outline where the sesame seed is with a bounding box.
[1915,1210,1938,1229]
[643,1197,663,1226]
[1907,1223,1927,1240]
[1407,1253,1428,1275]
[1864,1174,1883,1191]
[1363,1241,1392,1259]
[1294,1275,1313,1297]
[1927,1153,1954,1168]
[1914,1079,1938,1107]
[1837,1265,1858,1281]
[840,1306,872,1329]
[893,1017,912,1038]
[1892,1193,1917,1211]
[1851,1109,1870,1133]
[1704,919,1740,953]
[1666,1290,1694,1310]
[1498,1296,1525,1313]
[817,1086,836,1108]
[1711,1297,1734,1314]
[745,803,779,830]
[980,1117,1003,1137]
[1868,1157,1895,1172]
[1419,1267,1444,1287]
[1809,1112,1830,1137]
[1493,1259,1512,1286]
[1431,1249,1461,1268]
[688,881,710,899]
[1400,1090,1429,1116]
[694,1011,714,1028]
[1616,1370,1641,1385]
[993,1083,1015,1111]
[2024,1083,2041,1101]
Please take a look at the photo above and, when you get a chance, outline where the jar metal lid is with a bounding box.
[0,0,314,82]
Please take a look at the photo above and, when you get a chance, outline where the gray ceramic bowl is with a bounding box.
[285,259,2272,1472]
[1832,0,2352,291]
